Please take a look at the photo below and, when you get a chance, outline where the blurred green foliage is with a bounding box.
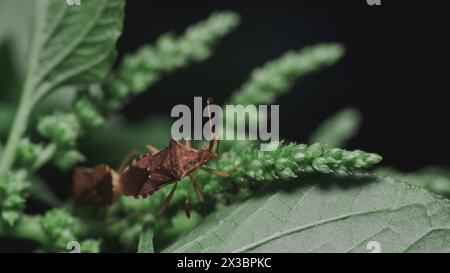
[229,43,344,105]
[309,108,362,148]
[378,167,450,198]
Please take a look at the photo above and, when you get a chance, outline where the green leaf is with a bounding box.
[164,175,450,253]
[0,0,125,172]
[28,0,125,100]
[138,228,155,253]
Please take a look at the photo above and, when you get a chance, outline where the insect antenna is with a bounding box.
[185,178,193,218]
[184,138,192,148]
[145,145,159,155]
[201,166,230,177]
[206,97,217,151]
[183,98,216,208]
[191,171,205,202]
[193,180,204,203]
[214,139,221,158]
[158,182,178,215]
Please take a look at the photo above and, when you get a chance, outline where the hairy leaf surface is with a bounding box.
[164,175,450,253]
[28,0,124,98]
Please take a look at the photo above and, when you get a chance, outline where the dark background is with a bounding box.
[117,0,449,170]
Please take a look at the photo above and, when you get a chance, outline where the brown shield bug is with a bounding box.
[117,137,228,217]
[117,98,229,217]
[72,165,117,207]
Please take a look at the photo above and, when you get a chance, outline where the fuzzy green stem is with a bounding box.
[0,84,35,171]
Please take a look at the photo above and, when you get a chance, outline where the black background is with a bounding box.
[118,0,449,170]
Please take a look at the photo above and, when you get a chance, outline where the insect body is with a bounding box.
[73,165,117,207]
[118,137,228,216]
[118,138,216,198]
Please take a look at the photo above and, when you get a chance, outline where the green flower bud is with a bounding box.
[305,143,323,159]
[363,153,383,166]
[104,11,240,110]
[0,171,30,226]
[16,138,43,168]
[37,112,80,147]
[229,43,345,105]
[41,208,77,250]
[278,167,296,180]
[324,148,344,160]
[74,97,104,130]
[312,157,332,174]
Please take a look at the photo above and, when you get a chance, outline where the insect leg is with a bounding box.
[191,172,205,203]
[208,137,218,151]
[215,139,221,156]
[184,138,192,149]
[201,167,230,177]
[184,153,207,218]
[145,145,159,155]
[117,150,141,172]
[205,98,219,152]
[158,182,178,215]
[185,178,193,218]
